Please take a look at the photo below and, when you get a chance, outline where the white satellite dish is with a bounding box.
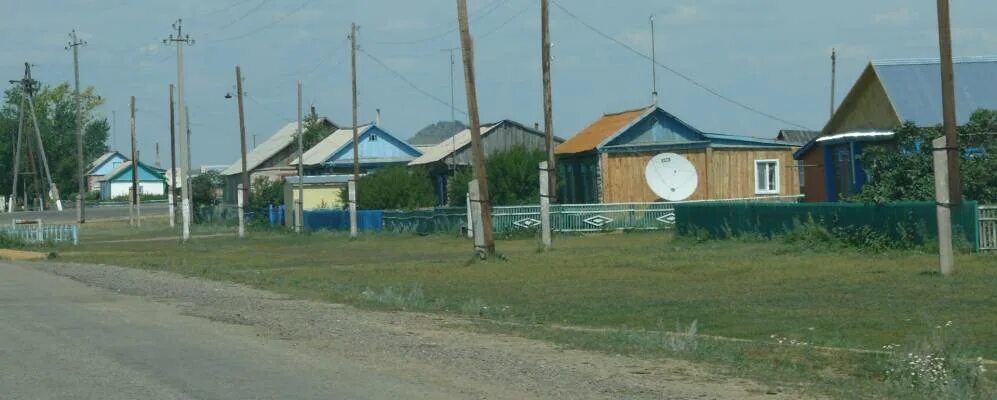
[644,153,699,201]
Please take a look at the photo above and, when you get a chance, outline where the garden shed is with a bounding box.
[555,106,799,204]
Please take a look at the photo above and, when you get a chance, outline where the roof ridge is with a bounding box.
[872,56,997,66]
[602,106,653,117]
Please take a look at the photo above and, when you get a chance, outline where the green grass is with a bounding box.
[51,219,997,398]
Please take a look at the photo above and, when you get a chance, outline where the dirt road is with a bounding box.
[1,261,807,399]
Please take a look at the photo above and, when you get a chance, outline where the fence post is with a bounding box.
[932,137,955,276]
[237,184,246,238]
[128,187,135,227]
[36,220,43,242]
[469,180,485,253]
[539,161,552,251]
[466,194,473,239]
[73,224,79,245]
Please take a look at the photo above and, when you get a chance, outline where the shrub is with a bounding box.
[342,166,436,210]
[249,176,283,209]
[448,145,545,206]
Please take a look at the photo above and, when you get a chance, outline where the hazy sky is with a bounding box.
[4,0,997,166]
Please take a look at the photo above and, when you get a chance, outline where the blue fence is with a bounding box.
[303,209,383,232]
[267,205,286,226]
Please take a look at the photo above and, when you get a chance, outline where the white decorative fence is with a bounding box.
[981,206,997,251]
[2,220,79,245]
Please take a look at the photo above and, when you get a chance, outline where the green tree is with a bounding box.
[342,166,436,210]
[447,146,545,206]
[191,170,224,208]
[0,83,109,200]
[855,109,997,203]
[249,176,284,209]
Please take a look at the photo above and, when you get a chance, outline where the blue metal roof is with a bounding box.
[873,56,997,126]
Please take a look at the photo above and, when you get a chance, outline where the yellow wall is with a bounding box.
[284,185,345,211]
[824,67,902,135]
[601,148,800,203]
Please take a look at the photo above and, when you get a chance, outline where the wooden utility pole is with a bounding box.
[349,22,360,238]
[295,81,304,234]
[830,48,837,118]
[541,0,557,205]
[457,0,495,255]
[22,63,62,211]
[936,0,961,206]
[935,0,960,275]
[129,96,139,227]
[236,65,250,238]
[649,14,658,106]
[9,94,26,212]
[168,84,177,228]
[164,19,194,241]
[68,30,87,223]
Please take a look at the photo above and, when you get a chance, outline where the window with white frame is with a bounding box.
[755,159,780,195]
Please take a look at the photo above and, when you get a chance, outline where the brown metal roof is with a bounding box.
[555,107,651,155]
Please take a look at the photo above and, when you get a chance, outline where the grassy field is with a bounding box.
[48,218,997,398]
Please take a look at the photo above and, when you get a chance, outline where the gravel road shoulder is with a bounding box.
[34,261,814,399]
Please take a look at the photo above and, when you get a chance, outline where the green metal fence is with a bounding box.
[382,195,802,235]
[674,201,982,250]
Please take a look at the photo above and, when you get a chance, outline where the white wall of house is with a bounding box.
[102,181,165,199]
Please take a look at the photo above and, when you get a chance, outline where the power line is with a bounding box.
[479,2,534,40]
[550,0,810,130]
[245,93,294,123]
[206,0,316,43]
[368,0,508,46]
[218,0,269,30]
[359,48,467,116]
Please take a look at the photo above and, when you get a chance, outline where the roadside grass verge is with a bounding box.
[49,227,997,398]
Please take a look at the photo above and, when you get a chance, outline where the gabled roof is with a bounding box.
[99,160,165,182]
[872,56,997,127]
[776,129,821,146]
[86,151,128,175]
[290,124,421,167]
[555,107,653,155]
[408,124,500,166]
[222,117,336,176]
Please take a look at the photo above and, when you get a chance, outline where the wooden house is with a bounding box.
[221,117,337,203]
[85,151,128,192]
[289,123,421,174]
[795,57,997,202]
[555,106,799,204]
[408,119,562,205]
[98,161,166,200]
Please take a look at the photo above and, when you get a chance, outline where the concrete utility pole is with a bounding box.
[349,23,360,238]
[168,84,177,228]
[457,0,495,256]
[649,14,658,106]
[129,96,139,228]
[22,64,62,211]
[67,30,87,223]
[830,48,837,119]
[295,81,304,234]
[236,66,249,238]
[164,19,194,241]
[932,137,954,275]
[541,0,556,205]
[935,0,961,275]
[539,161,552,251]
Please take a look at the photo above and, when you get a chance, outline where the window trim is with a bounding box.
[754,159,781,195]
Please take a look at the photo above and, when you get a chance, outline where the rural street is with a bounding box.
[0,204,169,225]
[0,261,804,400]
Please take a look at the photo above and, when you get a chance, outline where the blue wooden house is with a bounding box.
[85,151,129,192]
[98,161,167,200]
[290,124,422,174]
[795,56,997,202]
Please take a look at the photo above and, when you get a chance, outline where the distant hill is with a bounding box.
[408,120,467,146]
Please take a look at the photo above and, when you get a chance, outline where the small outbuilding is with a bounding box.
[555,106,799,204]
[98,161,167,200]
[795,56,997,202]
[408,119,562,205]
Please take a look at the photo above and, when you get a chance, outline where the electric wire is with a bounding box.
[359,48,467,116]
[550,0,810,130]
[206,0,317,43]
[368,0,508,46]
[218,0,270,30]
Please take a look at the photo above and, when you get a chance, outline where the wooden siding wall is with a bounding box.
[601,148,800,203]
[824,69,902,135]
[801,146,827,202]
[453,124,549,165]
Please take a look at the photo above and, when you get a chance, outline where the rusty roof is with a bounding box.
[555,107,652,155]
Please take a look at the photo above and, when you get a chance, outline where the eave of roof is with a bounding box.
[555,107,653,155]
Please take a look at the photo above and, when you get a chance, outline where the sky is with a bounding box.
[3,0,997,167]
